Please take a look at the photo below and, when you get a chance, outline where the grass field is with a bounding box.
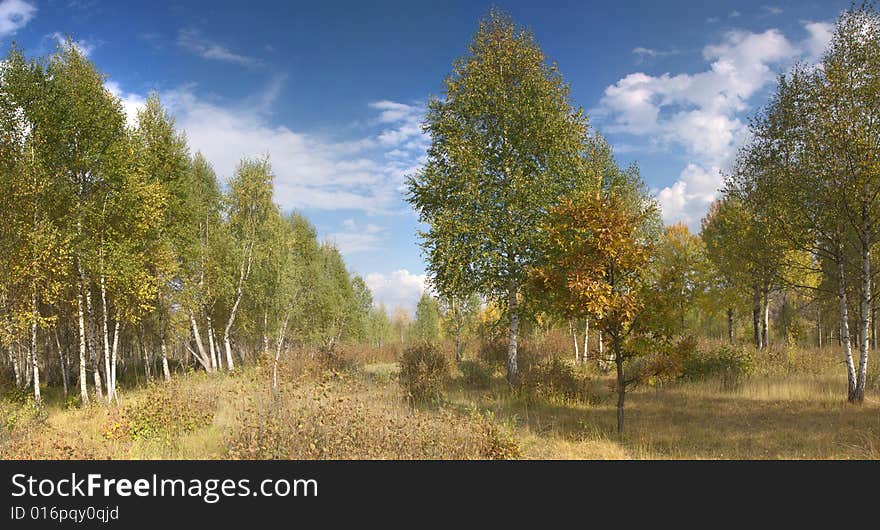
[2,344,878,460]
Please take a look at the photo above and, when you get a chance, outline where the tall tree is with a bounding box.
[407,9,588,385]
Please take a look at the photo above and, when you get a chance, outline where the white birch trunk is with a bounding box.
[76,277,89,405]
[838,257,857,400]
[110,320,120,404]
[856,223,870,402]
[30,291,40,405]
[506,281,519,386]
[223,248,253,372]
[189,311,212,372]
[207,314,220,371]
[100,273,112,403]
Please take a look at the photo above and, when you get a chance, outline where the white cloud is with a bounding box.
[598,23,831,228]
[177,28,260,66]
[51,32,96,57]
[105,79,427,214]
[324,219,386,255]
[104,81,146,128]
[763,6,784,16]
[365,269,426,312]
[803,21,834,61]
[0,0,35,38]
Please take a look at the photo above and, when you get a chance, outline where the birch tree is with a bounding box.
[407,9,588,385]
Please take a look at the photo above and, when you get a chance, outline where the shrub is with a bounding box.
[105,380,217,442]
[398,343,448,404]
[478,338,508,368]
[519,356,590,403]
[680,344,755,390]
[458,360,493,389]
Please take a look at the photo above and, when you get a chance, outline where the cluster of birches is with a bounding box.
[0,42,402,406]
[403,3,879,439]
[3,5,878,418]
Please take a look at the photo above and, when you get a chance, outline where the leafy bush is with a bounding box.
[104,381,217,442]
[399,343,449,404]
[680,344,755,389]
[458,360,493,389]
[478,338,508,368]
[519,357,592,403]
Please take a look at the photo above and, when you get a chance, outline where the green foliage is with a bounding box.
[519,357,591,403]
[679,344,756,390]
[410,292,441,343]
[398,343,449,404]
[107,381,217,442]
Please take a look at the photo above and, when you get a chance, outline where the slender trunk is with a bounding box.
[110,320,120,404]
[727,308,734,344]
[753,286,761,349]
[76,276,89,405]
[614,332,624,435]
[838,257,857,401]
[189,311,211,372]
[761,288,769,349]
[223,246,253,372]
[262,308,269,358]
[30,291,40,405]
[598,331,605,371]
[272,312,290,391]
[100,274,112,403]
[569,319,579,363]
[583,318,589,365]
[207,314,220,371]
[855,221,870,403]
[86,287,103,402]
[506,281,519,386]
[55,328,68,398]
[8,344,21,388]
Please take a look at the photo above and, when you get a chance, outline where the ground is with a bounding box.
[1,345,878,460]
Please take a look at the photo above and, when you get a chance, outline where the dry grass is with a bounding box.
[1,343,878,460]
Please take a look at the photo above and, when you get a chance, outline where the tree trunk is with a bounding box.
[30,291,40,405]
[855,222,870,403]
[160,314,171,381]
[85,286,104,402]
[569,319,579,363]
[189,311,212,372]
[55,328,68,399]
[761,288,769,349]
[838,258,857,401]
[598,331,605,371]
[207,314,220,371]
[753,286,762,349]
[614,333,624,435]
[506,281,519,386]
[272,312,290,391]
[110,320,120,404]
[583,318,589,365]
[727,308,734,344]
[223,247,253,372]
[100,274,112,403]
[817,307,822,349]
[76,275,90,405]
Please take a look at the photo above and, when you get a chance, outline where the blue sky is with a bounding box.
[0,0,851,311]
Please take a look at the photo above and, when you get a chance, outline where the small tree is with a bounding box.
[531,190,654,434]
[410,293,441,343]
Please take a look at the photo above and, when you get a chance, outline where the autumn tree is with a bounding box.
[531,189,655,434]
